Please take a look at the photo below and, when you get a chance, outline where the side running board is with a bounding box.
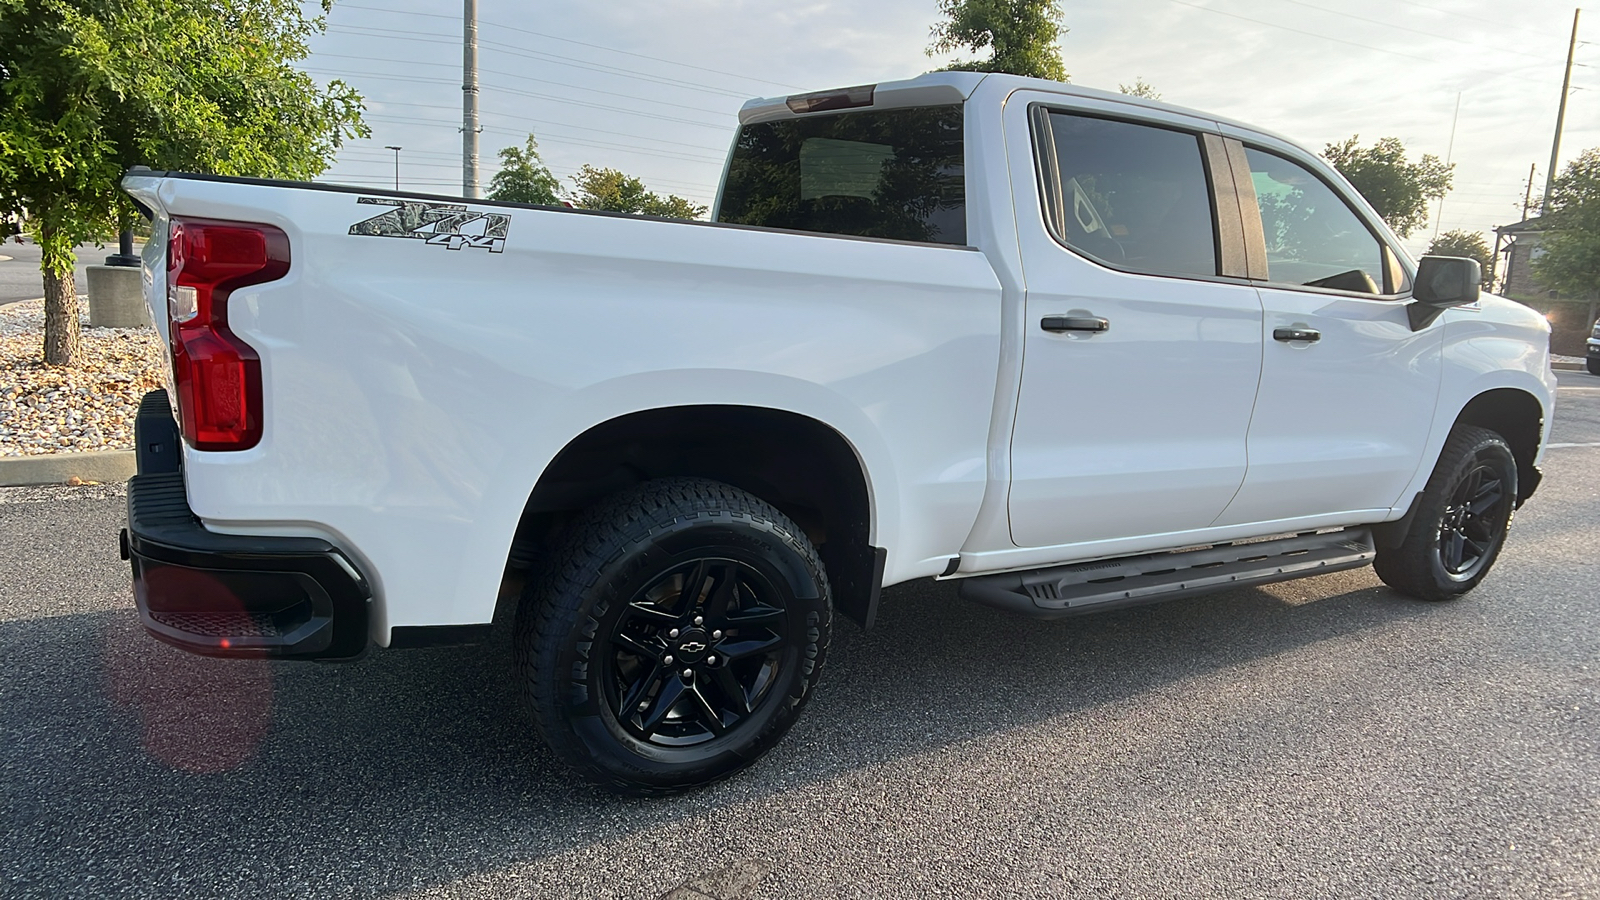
[958,528,1376,619]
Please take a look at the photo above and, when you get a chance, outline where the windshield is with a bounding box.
[716,105,966,245]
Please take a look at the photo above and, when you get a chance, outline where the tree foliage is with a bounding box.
[1118,78,1161,100]
[1532,147,1600,300]
[1425,229,1493,286]
[0,0,366,364]
[927,0,1067,81]
[566,165,706,219]
[1321,136,1453,239]
[487,133,561,205]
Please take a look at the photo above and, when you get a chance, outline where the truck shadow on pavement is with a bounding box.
[3,573,1434,898]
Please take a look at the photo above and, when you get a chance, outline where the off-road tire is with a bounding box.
[1586,356,1599,376]
[1374,426,1517,602]
[515,477,831,795]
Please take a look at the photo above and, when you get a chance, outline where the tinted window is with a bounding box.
[1244,147,1386,294]
[1041,113,1218,278]
[717,105,965,245]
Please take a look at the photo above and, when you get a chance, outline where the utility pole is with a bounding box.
[385,145,403,192]
[1499,163,1542,294]
[1522,162,1537,222]
[1543,8,1581,211]
[462,0,481,199]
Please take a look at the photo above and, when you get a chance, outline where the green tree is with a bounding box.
[1426,229,1493,286]
[566,165,706,219]
[1533,148,1600,301]
[1118,78,1161,100]
[1322,136,1453,239]
[927,0,1067,81]
[0,0,366,366]
[487,133,561,205]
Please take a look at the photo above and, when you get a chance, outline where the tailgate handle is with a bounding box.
[1041,315,1109,334]
[1273,327,1322,343]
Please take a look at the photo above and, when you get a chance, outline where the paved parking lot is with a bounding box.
[3,372,1597,899]
[0,240,103,306]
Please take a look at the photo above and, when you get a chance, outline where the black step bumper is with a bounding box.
[123,390,371,660]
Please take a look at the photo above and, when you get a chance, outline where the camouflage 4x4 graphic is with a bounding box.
[348,197,510,252]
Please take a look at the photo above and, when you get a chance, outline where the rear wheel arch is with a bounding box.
[501,405,881,628]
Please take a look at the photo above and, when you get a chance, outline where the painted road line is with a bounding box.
[1546,442,1600,449]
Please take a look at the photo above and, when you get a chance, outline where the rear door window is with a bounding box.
[717,105,966,245]
[1038,112,1219,279]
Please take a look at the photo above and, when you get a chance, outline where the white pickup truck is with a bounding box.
[120,72,1555,793]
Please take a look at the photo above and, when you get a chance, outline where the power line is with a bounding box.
[315,52,738,118]
[330,153,719,193]
[1384,0,1578,43]
[368,99,728,153]
[362,113,728,162]
[1263,0,1571,64]
[1159,0,1563,89]
[304,68,735,130]
[324,23,759,99]
[334,2,804,91]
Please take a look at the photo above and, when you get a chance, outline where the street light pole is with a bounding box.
[384,145,403,192]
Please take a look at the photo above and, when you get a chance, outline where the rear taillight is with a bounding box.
[166,218,289,451]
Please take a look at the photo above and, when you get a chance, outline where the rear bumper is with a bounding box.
[123,390,371,660]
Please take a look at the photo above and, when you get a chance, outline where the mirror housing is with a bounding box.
[1407,256,1481,331]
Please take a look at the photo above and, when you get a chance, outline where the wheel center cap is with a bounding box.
[674,629,710,663]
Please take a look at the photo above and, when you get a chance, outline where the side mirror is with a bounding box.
[1407,255,1481,331]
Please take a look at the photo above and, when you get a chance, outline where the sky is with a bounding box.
[304,0,1597,257]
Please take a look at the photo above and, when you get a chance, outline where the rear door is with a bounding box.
[1004,96,1264,549]
[1210,134,1443,527]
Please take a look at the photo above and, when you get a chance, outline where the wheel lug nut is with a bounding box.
[712,630,722,639]
[707,655,718,665]
[668,628,679,638]
[694,616,704,625]
[681,668,693,679]
[638,702,648,712]
[663,654,674,665]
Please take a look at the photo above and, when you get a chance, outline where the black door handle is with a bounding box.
[1042,316,1109,334]
[1273,327,1321,343]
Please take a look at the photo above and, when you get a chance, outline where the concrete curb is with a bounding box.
[0,450,136,487]
[1553,360,1587,372]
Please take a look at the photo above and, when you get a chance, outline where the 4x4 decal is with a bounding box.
[348,197,510,253]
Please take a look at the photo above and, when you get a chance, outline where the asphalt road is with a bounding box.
[0,240,122,306]
[3,371,1597,900]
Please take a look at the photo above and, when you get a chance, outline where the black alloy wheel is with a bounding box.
[1436,461,1508,582]
[516,478,831,794]
[1374,425,1518,601]
[606,557,794,747]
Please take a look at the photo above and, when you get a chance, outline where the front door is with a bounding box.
[1212,139,1443,527]
[1006,102,1264,549]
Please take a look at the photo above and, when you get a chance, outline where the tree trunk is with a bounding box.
[39,225,80,367]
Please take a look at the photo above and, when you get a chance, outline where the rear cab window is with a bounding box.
[1034,111,1220,279]
[716,105,966,245]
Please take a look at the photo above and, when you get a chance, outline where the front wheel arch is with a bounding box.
[1448,388,1545,506]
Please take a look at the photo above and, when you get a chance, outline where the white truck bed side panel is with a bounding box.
[143,179,1003,637]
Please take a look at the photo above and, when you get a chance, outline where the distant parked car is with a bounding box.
[1587,317,1599,375]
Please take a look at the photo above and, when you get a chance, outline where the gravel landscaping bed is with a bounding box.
[0,299,165,456]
